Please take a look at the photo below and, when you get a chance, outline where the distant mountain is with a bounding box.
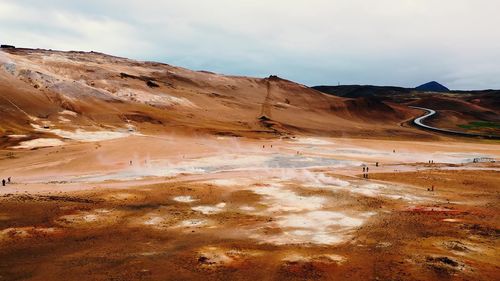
[312,85,411,98]
[415,81,449,92]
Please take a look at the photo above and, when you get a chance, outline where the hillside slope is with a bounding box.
[0,48,429,148]
[314,84,499,136]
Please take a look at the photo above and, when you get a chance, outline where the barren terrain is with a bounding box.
[0,48,499,281]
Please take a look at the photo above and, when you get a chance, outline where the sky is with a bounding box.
[1,0,499,90]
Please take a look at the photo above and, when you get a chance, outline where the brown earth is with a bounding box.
[0,48,434,144]
[0,135,498,281]
[0,48,499,281]
[0,169,498,281]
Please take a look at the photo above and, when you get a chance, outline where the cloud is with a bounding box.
[1,0,499,90]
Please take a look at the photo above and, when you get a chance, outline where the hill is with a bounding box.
[415,81,449,92]
[312,85,411,99]
[313,84,499,136]
[0,48,429,149]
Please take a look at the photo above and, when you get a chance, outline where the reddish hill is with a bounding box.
[409,96,498,121]
[0,48,434,147]
[408,96,499,134]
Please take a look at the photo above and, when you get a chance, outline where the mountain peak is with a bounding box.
[415,81,449,92]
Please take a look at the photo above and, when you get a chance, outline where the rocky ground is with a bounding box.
[0,136,498,281]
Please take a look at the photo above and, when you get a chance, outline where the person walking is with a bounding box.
[1,179,5,186]
[7,177,11,183]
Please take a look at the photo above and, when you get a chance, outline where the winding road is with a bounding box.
[409,106,500,140]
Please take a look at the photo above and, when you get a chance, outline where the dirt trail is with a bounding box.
[259,79,273,119]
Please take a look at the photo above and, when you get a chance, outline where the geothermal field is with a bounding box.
[0,48,499,280]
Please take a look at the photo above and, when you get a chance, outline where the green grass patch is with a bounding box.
[458,121,500,130]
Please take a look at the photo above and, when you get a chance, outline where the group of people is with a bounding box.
[361,162,380,178]
[362,166,370,178]
[1,177,11,186]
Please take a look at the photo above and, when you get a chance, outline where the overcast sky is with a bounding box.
[1,0,499,90]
